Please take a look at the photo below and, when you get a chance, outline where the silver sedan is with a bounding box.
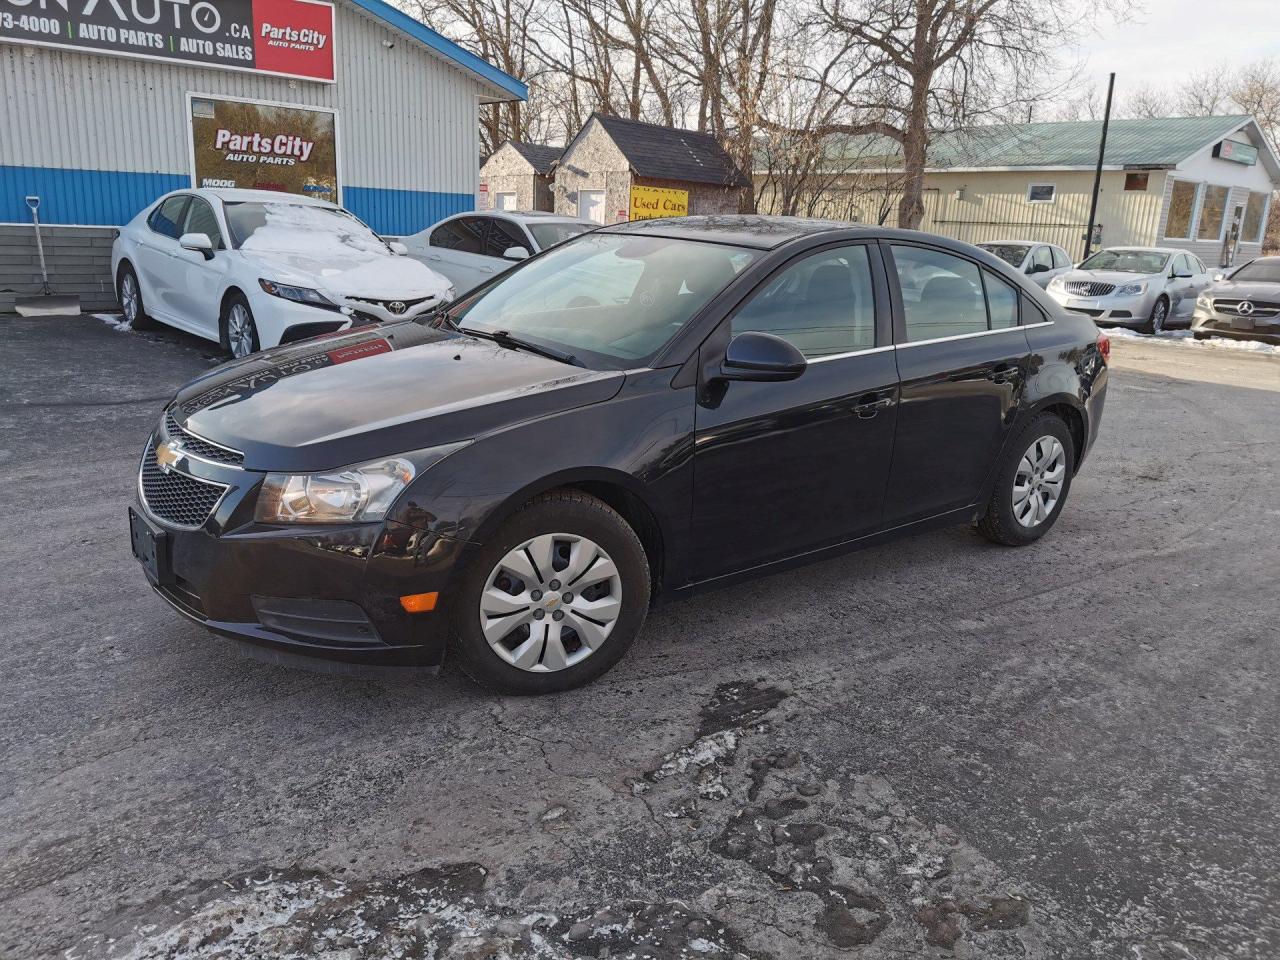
[1046,247,1212,334]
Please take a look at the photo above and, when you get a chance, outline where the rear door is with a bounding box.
[692,242,899,580]
[135,195,189,320]
[881,242,1032,525]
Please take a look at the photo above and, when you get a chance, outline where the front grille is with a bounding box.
[164,411,244,466]
[139,441,228,529]
[345,295,437,315]
[1064,281,1116,297]
[1212,298,1280,318]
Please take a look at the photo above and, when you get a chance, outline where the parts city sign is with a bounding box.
[0,0,336,83]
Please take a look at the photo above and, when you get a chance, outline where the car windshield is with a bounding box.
[1079,249,1169,274]
[225,201,389,256]
[446,232,758,369]
[1229,259,1280,283]
[528,221,593,249]
[979,244,1030,267]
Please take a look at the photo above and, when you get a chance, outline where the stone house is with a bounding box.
[553,113,751,225]
[478,141,562,212]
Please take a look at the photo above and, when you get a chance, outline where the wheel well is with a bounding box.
[1044,402,1085,472]
[563,481,665,597]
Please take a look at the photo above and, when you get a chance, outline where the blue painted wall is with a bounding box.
[0,166,471,236]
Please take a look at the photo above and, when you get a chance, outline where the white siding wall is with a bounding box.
[0,1,484,195]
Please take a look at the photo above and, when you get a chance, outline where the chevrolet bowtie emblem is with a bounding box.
[155,440,181,473]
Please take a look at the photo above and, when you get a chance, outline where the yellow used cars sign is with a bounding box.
[629,185,689,220]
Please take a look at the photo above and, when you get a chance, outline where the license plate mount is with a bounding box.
[1231,315,1255,331]
[129,507,173,586]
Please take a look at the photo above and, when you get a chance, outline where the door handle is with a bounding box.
[854,392,895,419]
[427,254,442,261]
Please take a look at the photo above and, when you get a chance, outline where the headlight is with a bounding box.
[255,442,469,524]
[1196,293,1211,308]
[258,278,338,309]
[1114,282,1146,296]
[1047,275,1066,290]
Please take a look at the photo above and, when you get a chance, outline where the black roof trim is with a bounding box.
[588,113,752,188]
[504,141,563,175]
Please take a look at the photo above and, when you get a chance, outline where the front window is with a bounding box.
[529,221,592,249]
[1197,185,1229,240]
[1164,180,1199,239]
[1243,192,1269,244]
[224,201,387,256]
[979,243,1030,268]
[1229,259,1280,283]
[447,232,757,368]
[1078,249,1170,275]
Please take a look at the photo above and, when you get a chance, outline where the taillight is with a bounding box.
[1096,331,1111,364]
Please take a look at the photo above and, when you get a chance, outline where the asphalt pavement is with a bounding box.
[2,315,1278,959]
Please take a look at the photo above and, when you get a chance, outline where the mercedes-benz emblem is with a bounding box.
[1237,300,1255,316]
[388,300,408,315]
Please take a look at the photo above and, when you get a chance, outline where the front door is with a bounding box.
[692,242,898,581]
[495,192,517,211]
[170,196,228,338]
[881,242,1031,525]
[578,189,606,225]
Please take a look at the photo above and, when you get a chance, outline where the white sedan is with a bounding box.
[402,210,594,295]
[112,188,453,358]
[1045,246,1212,334]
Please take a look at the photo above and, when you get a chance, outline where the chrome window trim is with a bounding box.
[897,324,1039,349]
[808,344,895,363]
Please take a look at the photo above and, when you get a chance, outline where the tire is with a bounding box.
[976,413,1075,547]
[451,489,650,694]
[220,292,260,359]
[1193,331,1210,341]
[116,262,156,330]
[1142,296,1169,335]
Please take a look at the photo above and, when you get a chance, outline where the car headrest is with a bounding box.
[805,263,853,305]
[683,254,739,296]
[921,276,976,310]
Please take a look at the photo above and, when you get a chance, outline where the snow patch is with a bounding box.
[318,255,452,302]
[650,730,739,781]
[94,313,132,332]
[241,202,388,259]
[1107,327,1280,356]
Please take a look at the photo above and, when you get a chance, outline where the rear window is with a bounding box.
[979,244,1030,268]
[529,222,592,250]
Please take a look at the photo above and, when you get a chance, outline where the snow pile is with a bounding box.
[241,202,388,259]
[1107,326,1280,356]
[94,313,132,332]
[318,255,452,302]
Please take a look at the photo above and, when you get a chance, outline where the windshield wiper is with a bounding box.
[464,327,583,367]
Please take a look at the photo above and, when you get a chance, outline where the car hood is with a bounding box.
[1060,270,1161,286]
[169,322,624,472]
[1205,280,1280,301]
[247,250,452,302]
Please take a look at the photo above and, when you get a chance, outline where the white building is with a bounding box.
[0,0,526,310]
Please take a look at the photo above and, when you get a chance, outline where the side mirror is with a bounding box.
[1172,271,1192,279]
[720,331,807,382]
[388,240,409,256]
[1212,272,1225,282]
[179,232,214,260]
[1028,263,1050,274]
[503,245,530,261]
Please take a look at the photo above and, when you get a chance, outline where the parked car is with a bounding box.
[128,217,1109,694]
[976,240,1073,288]
[1045,246,1212,333]
[402,210,594,294]
[1192,256,1280,345]
[112,188,453,359]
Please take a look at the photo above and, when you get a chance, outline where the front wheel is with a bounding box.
[1143,296,1169,334]
[976,414,1075,546]
[220,293,260,359]
[451,490,650,694]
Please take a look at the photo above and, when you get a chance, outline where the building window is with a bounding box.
[1242,191,1270,244]
[1164,179,1200,239]
[1026,183,1056,203]
[1124,171,1149,191]
[1197,184,1230,240]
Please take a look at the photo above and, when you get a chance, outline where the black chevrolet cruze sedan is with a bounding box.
[129,216,1109,693]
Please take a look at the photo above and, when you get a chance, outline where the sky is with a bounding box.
[1070,0,1280,100]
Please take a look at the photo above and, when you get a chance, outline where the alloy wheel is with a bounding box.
[227,304,254,359]
[120,273,138,323]
[1151,299,1167,333]
[479,533,622,672]
[1012,435,1066,528]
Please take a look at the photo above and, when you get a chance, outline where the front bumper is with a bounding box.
[1192,307,1280,345]
[1047,287,1157,326]
[130,434,476,668]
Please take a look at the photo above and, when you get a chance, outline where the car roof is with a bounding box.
[1093,246,1184,256]
[599,215,868,250]
[185,187,338,207]
[979,239,1052,247]
[455,210,592,224]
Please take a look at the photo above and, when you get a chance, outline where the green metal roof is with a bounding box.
[805,115,1259,172]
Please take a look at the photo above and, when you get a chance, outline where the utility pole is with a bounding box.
[1083,72,1115,261]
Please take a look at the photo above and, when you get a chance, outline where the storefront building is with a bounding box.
[0,0,525,310]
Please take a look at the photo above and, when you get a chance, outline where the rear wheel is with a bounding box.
[220,293,260,359]
[116,263,156,330]
[452,490,650,694]
[976,414,1075,547]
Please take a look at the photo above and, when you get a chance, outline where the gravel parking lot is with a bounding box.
[2,316,1278,960]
